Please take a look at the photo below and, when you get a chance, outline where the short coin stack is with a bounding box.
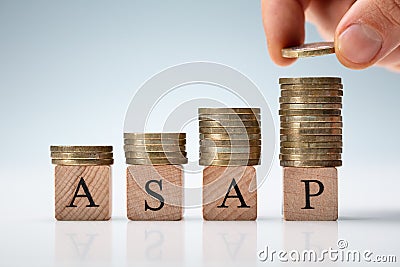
[279,77,343,167]
[198,108,261,166]
[124,133,188,165]
[50,146,114,165]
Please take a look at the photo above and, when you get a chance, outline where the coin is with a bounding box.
[126,158,188,165]
[123,144,185,152]
[280,83,343,89]
[280,128,342,135]
[199,114,261,121]
[280,103,342,109]
[280,147,342,154]
[280,135,342,142]
[125,151,187,158]
[52,159,114,166]
[281,90,343,97]
[280,141,343,148]
[198,108,260,114]
[51,152,113,159]
[123,133,186,139]
[200,146,261,153]
[199,127,261,134]
[279,77,342,84]
[279,109,341,116]
[199,120,261,127]
[124,139,185,145]
[280,160,342,167]
[200,133,261,140]
[50,146,113,153]
[200,152,261,160]
[279,96,342,103]
[280,154,341,160]
[281,42,335,58]
[280,122,343,128]
[200,139,262,146]
[280,115,342,122]
[199,158,261,166]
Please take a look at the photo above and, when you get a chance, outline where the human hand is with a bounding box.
[261,0,400,72]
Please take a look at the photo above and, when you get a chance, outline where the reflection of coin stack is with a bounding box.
[124,133,187,221]
[198,108,261,166]
[279,77,342,221]
[50,145,114,221]
[279,77,343,167]
[198,108,260,221]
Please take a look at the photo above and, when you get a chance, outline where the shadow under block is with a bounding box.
[54,165,112,221]
[203,166,257,221]
[127,165,183,221]
[283,167,338,221]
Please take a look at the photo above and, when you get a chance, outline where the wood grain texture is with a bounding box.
[127,165,183,221]
[54,165,112,221]
[203,166,257,221]
[283,167,338,221]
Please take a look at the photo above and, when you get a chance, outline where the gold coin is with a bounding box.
[280,115,342,122]
[279,109,341,116]
[124,139,185,145]
[125,151,187,158]
[51,152,113,159]
[281,122,343,128]
[200,152,261,160]
[50,146,113,153]
[199,120,261,127]
[279,77,341,84]
[280,160,342,167]
[280,103,342,109]
[124,144,185,152]
[281,90,343,97]
[199,158,261,166]
[200,133,261,140]
[280,135,342,142]
[280,128,342,135]
[280,147,342,154]
[199,114,261,121]
[198,108,260,114]
[199,127,261,134]
[52,159,114,166]
[281,42,335,58]
[126,158,188,165]
[200,139,262,146]
[123,133,186,139]
[279,154,341,161]
[280,141,343,148]
[279,96,342,103]
[280,84,343,89]
[200,146,261,153]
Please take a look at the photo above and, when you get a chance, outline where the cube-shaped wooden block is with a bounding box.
[54,165,112,221]
[283,167,338,221]
[203,166,257,221]
[127,165,183,220]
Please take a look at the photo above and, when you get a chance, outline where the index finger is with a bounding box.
[261,0,310,66]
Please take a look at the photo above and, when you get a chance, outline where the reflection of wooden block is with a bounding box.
[203,166,257,221]
[283,167,338,221]
[127,165,183,221]
[55,165,112,221]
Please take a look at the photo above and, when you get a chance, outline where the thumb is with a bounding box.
[335,0,400,69]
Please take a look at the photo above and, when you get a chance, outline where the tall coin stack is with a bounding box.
[50,146,114,165]
[198,108,261,166]
[124,133,188,165]
[279,77,343,167]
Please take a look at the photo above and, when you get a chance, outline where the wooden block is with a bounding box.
[283,167,338,221]
[55,165,112,221]
[127,165,183,220]
[203,166,257,221]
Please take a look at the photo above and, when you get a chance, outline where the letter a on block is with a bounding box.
[67,177,99,208]
[217,178,250,208]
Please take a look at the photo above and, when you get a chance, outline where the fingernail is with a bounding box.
[338,23,382,64]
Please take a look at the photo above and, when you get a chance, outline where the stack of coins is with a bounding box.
[198,108,261,166]
[124,133,188,165]
[50,146,114,165]
[279,77,343,167]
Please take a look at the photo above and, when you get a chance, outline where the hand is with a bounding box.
[261,0,400,72]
